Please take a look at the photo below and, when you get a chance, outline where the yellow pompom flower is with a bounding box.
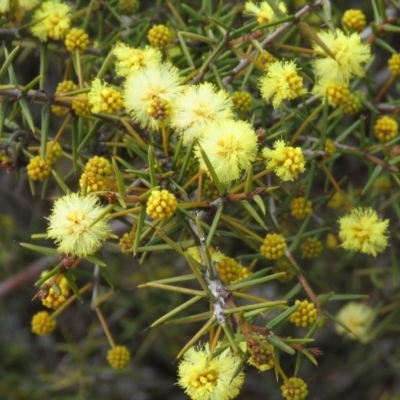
[290,197,312,220]
[374,116,398,142]
[147,24,173,48]
[338,207,389,256]
[52,80,78,116]
[79,156,112,193]
[31,311,56,336]
[113,43,162,78]
[170,82,234,146]
[240,336,274,371]
[388,54,400,76]
[45,141,63,164]
[194,119,258,184]
[88,78,123,115]
[260,233,287,260]
[263,140,305,181]
[341,9,367,32]
[281,377,308,400]
[31,0,71,41]
[107,346,131,369]
[313,30,371,86]
[216,257,242,283]
[65,28,89,53]
[243,1,287,25]
[72,93,92,117]
[146,189,177,220]
[27,156,51,182]
[124,62,183,131]
[335,302,375,343]
[119,232,135,253]
[314,82,350,106]
[290,299,318,328]
[231,91,253,112]
[341,91,363,115]
[47,192,111,257]
[301,237,323,258]
[259,60,306,108]
[41,273,70,309]
[177,342,245,400]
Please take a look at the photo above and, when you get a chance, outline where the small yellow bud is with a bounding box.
[31,311,56,336]
[146,189,177,220]
[107,345,131,369]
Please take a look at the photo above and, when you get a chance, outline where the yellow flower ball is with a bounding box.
[341,92,363,115]
[79,156,112,193]
[290,197,312,220]
[45,141,63,164]
[119,232,135,253]
[27,156,51,182]
[374,116,398,142]
[263,140,305,182]
[259,60,306,108]
[31,311,56,336]
[281,377,308,400]
[338,207,389,256]
[40,272,70,309]
[146,189,177,220]
[231,91,253,112]
[245,336,275,371]
[118,0,140,14]
[72,93,92,117]
[147,24,172,48]
[52,80,78,116]
[65,28,89,53]
[342,9,367,32]
[290,299,318,328]
[88,78,123,115]
[216,257,242,283]
[325,83,350,107]
[107,345,131,369]
[260,233,287,260]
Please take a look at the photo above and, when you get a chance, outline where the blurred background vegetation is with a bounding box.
[1,0,400,399]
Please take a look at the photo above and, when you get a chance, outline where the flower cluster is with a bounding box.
[147,24,173,48]
[243,336,275,371]
[281,377,308,400]
[290,300,318,328]
[341,9,367,32]
[107,346,131,369]
[260,233,287,260]
[259,61,306,108]
[31,311,56,336]
[335,302,375,342]
[47,192,111,257]
[243,1,287,25]
[263,140,305,181]
[65,28,89,53]
[27,156,52,182]
[216,257,251,283]
[88,78,123,114]
[338,208,389,256]
[146,189,177,220]
[177,342,245,400]
[79,156,112,193]
[52,80,78,116]
[374,116,398,142]
[41,272,70,309]
[290,197,312,220]
[31,0,71,41]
